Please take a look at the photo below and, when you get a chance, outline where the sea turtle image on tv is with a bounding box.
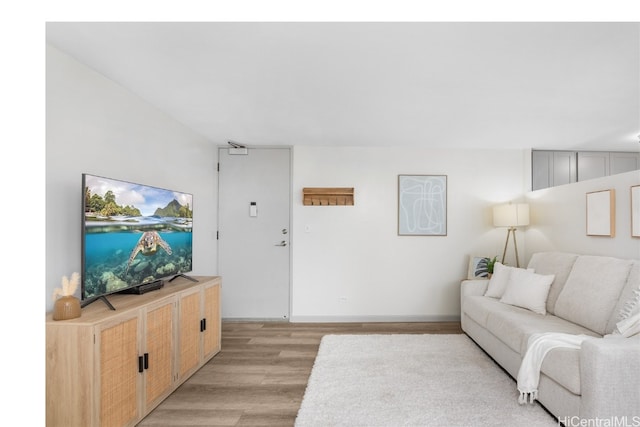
[126,231,173,274]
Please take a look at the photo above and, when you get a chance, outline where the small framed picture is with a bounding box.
[467,256,492,279]
[586,189,615,237]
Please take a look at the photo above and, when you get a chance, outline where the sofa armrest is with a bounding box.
[460,279,489,313]
[580,335,640,418]
[461,279,489,297]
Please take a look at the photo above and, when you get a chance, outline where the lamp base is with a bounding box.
[500,227,521,268]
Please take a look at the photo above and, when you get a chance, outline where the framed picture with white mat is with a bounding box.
[586,189,615,237]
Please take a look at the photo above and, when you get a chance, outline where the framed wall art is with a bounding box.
[398,175,447,236]
[467,255,495,279]
[632,185,640,238]
[586,189,615,237]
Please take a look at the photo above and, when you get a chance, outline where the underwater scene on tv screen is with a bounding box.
[83,175,193,299]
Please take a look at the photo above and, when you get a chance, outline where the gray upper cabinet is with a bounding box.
[577,151,609,182]
[532,150,577,190]
[532,150,640,190]
[610,152,640,175]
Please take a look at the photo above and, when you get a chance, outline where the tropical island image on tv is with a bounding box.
[82,174,193,299]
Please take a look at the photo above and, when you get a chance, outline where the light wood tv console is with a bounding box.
[46,276,221,427]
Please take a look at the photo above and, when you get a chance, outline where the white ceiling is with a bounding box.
[46,22,640,151]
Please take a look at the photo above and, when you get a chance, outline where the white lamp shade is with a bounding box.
[493,203,530,227]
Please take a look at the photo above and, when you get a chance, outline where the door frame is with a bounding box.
[216,145,294,320]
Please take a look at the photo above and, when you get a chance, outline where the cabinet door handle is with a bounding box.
[202,318,207,331]
[200,319,204,332]
[144,353,149,370]
[138,356,144,373]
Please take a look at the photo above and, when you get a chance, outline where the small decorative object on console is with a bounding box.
[52,272,82,320]
[467,255,497,279]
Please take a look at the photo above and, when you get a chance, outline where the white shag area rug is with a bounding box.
[295,334,556,427]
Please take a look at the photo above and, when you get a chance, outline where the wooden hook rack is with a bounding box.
[302,187,354,206]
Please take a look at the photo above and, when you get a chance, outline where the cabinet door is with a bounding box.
[532,150,576,190]
[143,299,175,411]
[178,288,202,378]
[578,151,609,181]
[532,150,552,191]
[610,152,640,175]
[203,283,221,359]
[552,151,577,186]
[98,313,140,427]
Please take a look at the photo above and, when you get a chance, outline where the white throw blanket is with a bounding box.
[517,332,593,404]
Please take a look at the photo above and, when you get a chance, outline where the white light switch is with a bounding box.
[249,202,257,217]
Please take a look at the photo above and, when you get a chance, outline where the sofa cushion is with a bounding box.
[540,347,581,395]
[499,268,555,315]
[484,304,600,355]
[463,295,504,328]
[605,261,640,334]
[554,256,633,335]
[527,252,579,315]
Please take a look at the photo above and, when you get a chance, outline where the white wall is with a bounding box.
[291,146,529,321]
[50,43,637,323]
[45,45,530,321]
[46,45,218,311]
[525,170,640,261]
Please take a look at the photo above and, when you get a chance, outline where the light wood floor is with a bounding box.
[138,321,463,426]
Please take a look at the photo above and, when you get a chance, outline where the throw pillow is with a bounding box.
[619,284,640,322]
[484,262,511,298]
[614,312,640,338]
[500,268,555,315]
[605,261,640,334]
[618,262,640,320]
[484,263,534,298]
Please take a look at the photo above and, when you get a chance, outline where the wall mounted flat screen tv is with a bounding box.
[82,174,193,305]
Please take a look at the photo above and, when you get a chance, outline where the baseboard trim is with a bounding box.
[222,317,289,322]
[288,315,461,323]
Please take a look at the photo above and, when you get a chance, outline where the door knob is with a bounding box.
[275,240,288,247]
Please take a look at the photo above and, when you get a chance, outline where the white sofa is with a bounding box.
[461,252,640,422]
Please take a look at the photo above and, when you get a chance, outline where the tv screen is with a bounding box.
[82,174,193,302]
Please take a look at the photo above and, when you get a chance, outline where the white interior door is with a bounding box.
[217,147,291,319]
